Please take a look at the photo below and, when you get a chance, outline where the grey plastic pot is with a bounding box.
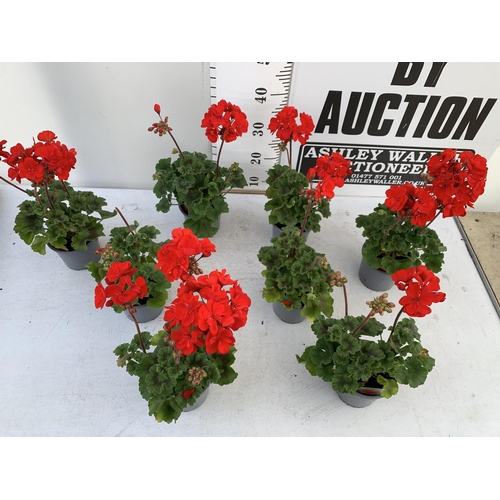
[358,257,394,292]
[48,239,101,270]
[183,386,210,413]
[336,389,383,408]
[125,302,164,323]
[272,301,306,324]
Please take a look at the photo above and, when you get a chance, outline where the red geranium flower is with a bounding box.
[391,265,446,317]
[201,99,248,144]
[17,156,45,183]
[132,275,148,299]
[292,113,315,145]
[170,326,204,355]
[229,283,251,330]
[305,152,352,201]
[197,299,234,335]
[0,140,9,160]
[205,327,235,355]
[385,183,416,212]
[156,228,217,282]
[1,131,77,185]
[105,261,138,284]
[154,228,250,358]
[94,282,107,309]
[156,244,189,281]
[409,187,438,227]
[95,261,149,310]
[37,130,57,143]
[425,149,488,218]
[164,291,201,328]
[268,106,314,145]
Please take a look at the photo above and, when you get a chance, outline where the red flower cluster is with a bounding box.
[385,183,438,227]
[384,148,488,226]
[201,99,249,143]
[426,148,488,217]
[156,227,215,281]
[268,106,314,145]
[0,131,76,184]
[164,270,251,356]
[157,228,251,357]
[94,261,148,309]
[391,265,446,317]
[306,152,352,200]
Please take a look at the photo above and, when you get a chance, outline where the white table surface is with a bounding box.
[1,185,499,437]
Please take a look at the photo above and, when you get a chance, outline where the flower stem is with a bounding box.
[305,255,320,273]
[342,284,348,317]
[43,183,55,210]
[0,175,29,194]
[299,198,313,237]
[33,186,43,207]
[61,180,72,198]
[128,307,147,353]
[216,139,225,178]
[351,310,375,337]
[418,207,443,235]
[387,307,405,343]
[115,206,135,235]
[381,217,401,242]
[287,141,292,168]
[168,130,184,159]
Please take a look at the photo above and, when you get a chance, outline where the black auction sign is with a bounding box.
[292,62,500,192]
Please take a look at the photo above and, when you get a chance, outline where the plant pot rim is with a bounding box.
[48,239,99,252]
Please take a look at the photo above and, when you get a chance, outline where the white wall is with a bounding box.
[1,62,499,212]
[0,62,211,189]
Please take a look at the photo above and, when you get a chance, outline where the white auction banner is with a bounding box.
[289,62,500,198]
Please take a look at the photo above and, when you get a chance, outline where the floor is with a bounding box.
[459,212,500,313]
[1,186,500,437]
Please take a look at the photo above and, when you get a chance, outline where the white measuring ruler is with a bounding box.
[209,62,293,191]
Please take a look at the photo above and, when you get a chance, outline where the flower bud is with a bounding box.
[154,103,161,114]
[117,357,127,368]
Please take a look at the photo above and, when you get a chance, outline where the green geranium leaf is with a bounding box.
[262,287,282,304]
[184,216,219,239]
[309,342,334,366]
[301,298,320,321]
[149,398,181,424]
[146,292,168,309]
[31,235,49,255]
[378,376,399,398]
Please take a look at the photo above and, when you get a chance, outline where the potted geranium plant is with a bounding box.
[0,131,116,270]
[88,207,171,322]
[97,227,251,424]
[149,101,249,238]
[297,265,446,407]
[355,148,488,291]
[258,152,352,323]
[264,106,352,237]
